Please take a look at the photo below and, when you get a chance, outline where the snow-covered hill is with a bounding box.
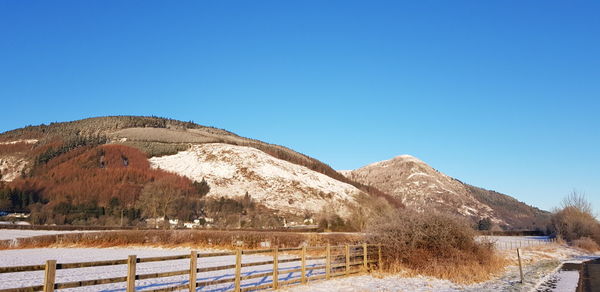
[341,155,502,223]
[150,144,362,218]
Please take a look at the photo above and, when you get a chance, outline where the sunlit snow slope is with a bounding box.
[150,144,362,217]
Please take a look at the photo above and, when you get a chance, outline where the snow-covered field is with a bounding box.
[0,247,326,291]
[0,237,596,291]
[479,235,554,250]
[0,229,97,240]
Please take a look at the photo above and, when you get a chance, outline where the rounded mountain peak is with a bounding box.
[390,154,425,164]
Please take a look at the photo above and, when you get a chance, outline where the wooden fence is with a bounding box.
[0,244,381,292]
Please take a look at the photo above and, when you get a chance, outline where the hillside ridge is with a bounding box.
[342,155,550,229]
[1,116,548,229]
[0,116,398,207]
[0,116,395,228]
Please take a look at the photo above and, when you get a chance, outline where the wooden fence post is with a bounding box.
[273,247,279,289]
[325,245,331,280]
[517,248,524,284]
[43,260,56,292]
[127,255,137,292]
[345,245,350,276]
[189,251,197,292]
[363,243,368,272]
[378,244,382,270]
[234,249,242,292]
[301,246,307,284]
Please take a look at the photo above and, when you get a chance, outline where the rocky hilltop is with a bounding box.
[342,155,550,229]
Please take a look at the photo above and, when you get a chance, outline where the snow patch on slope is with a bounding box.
[149,144,362,217]
[0,139,38,145]
[407,172,430,179]
[0,156,28,182]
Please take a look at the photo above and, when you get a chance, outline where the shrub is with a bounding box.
[551,191,600,246]
[573,237,600,253]
[345,194,396,231]
[367,209,503,283]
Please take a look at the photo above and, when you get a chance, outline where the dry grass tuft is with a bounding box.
[572,237,600,253]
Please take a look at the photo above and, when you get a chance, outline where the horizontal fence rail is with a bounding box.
[483,237,558,250]
[0,244,382,292]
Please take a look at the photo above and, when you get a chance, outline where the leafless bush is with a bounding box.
[343,193,397,231]
[367,209,503,283]
[560,191,594,214]
[551,191,600,245]
[573,237,600,253]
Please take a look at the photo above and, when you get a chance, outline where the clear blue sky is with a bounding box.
[1,1,599,212]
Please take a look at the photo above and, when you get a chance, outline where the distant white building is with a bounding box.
[181,217,216,229]
[145,217,165,228]
[183,222,198,229]
[6,213,30,219]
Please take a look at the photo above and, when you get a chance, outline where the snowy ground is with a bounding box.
[0,229,97,240]
[284,239,598,292]
[0,237,597,291]
[536,270,580,292]
[0,247,327,291]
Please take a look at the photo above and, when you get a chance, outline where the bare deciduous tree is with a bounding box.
[552,190,600,245]
[137,177,184,228]
[347,193,396,231]
[560,190,593,215]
